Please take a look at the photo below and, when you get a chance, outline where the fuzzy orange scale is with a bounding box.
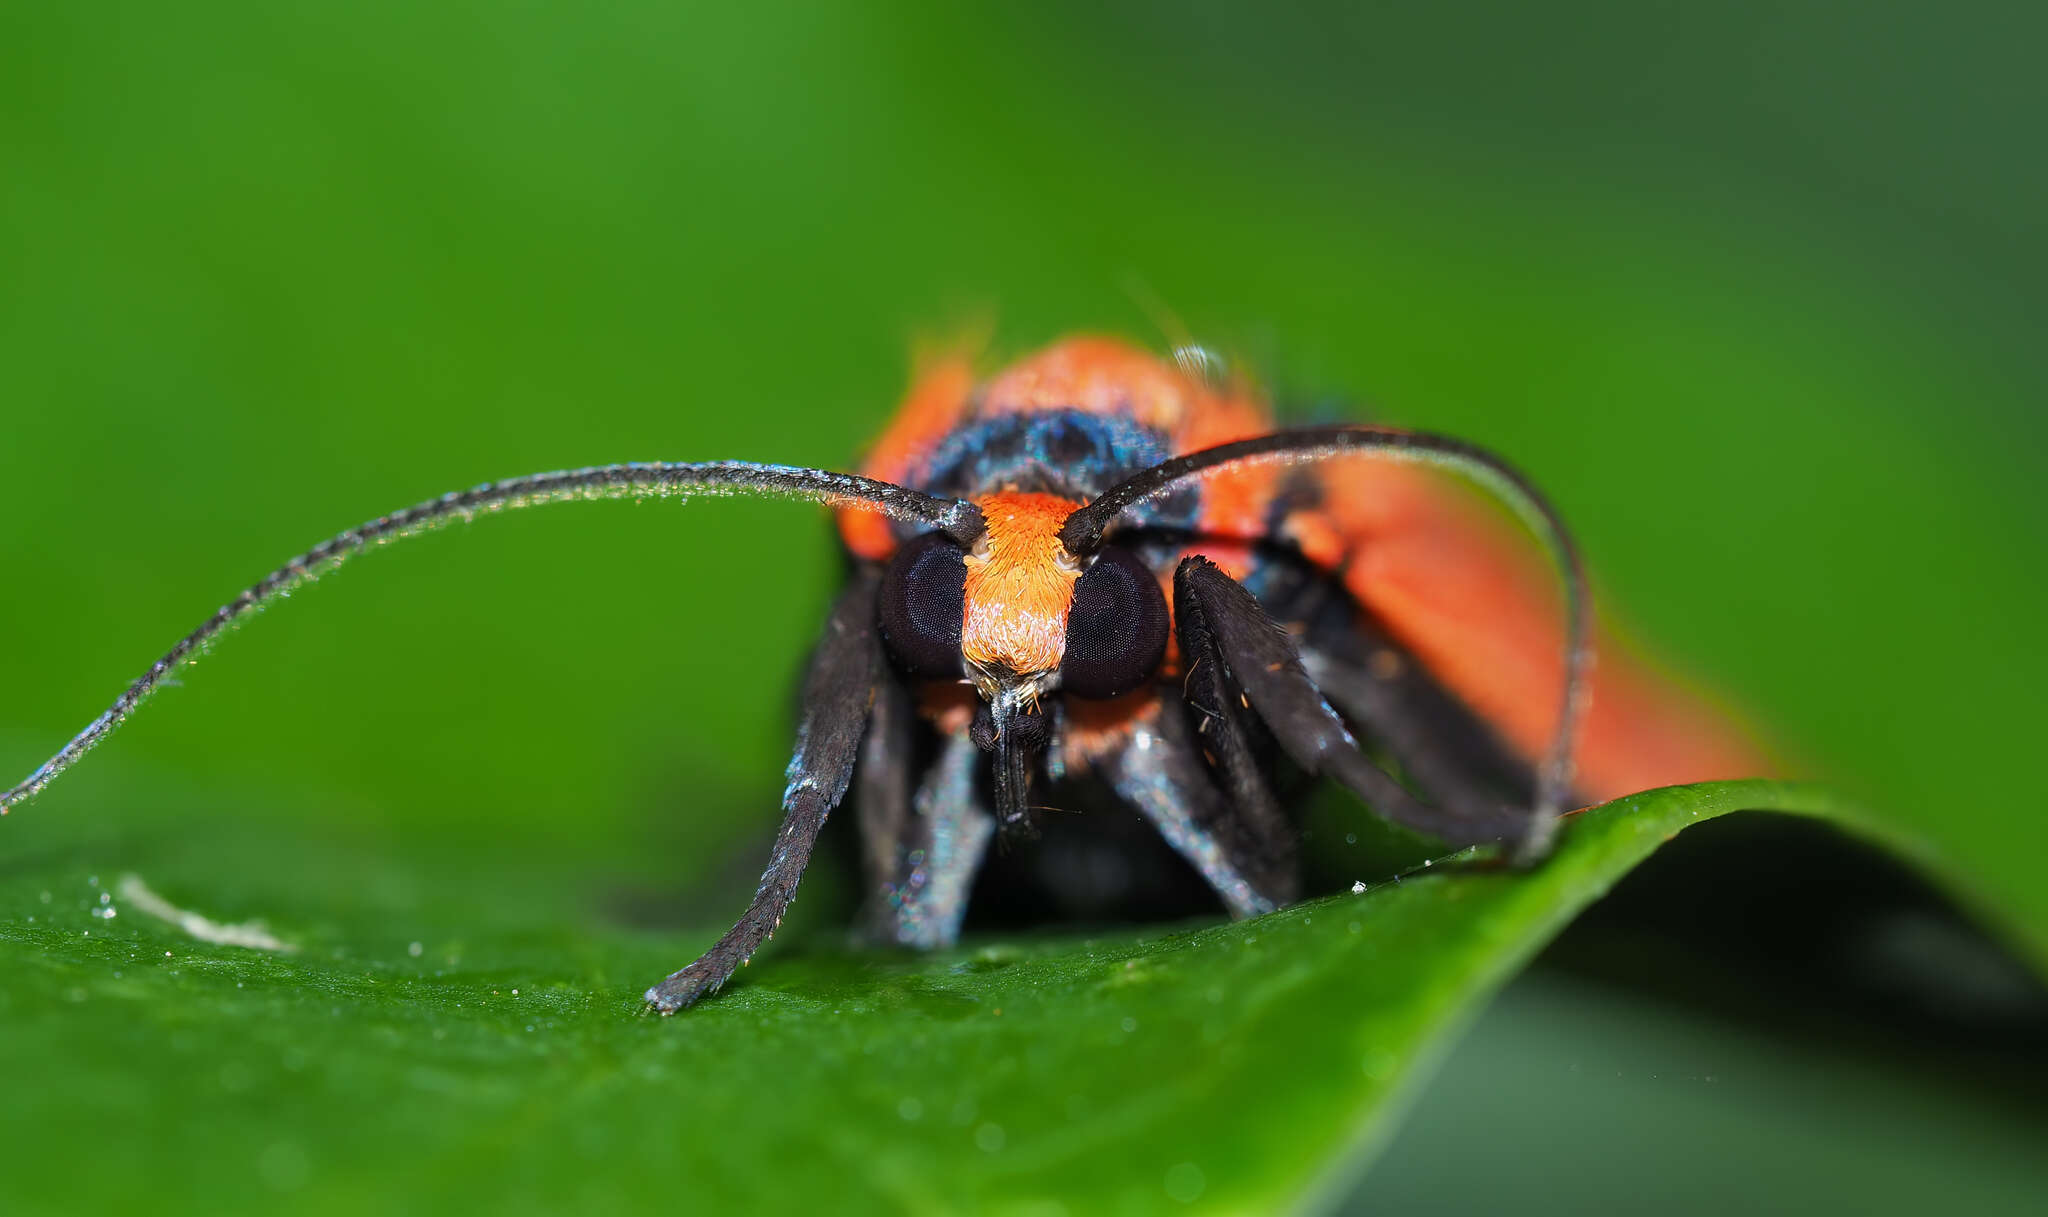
[976,336,1204,430]
[960,492,1084,680]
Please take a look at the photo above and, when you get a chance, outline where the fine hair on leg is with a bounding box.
[644,566,888,1013]
[1173,556,1534,850]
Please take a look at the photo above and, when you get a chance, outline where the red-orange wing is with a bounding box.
[1296,461,1772,802]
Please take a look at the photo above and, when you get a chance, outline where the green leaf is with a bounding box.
[4,777,2007,1216]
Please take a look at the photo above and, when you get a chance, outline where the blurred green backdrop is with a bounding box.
[4,2,2044,1213]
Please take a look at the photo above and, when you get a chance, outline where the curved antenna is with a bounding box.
[2,461,983,815]
[1061,426,1589,851]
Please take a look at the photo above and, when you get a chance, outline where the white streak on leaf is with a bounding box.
[116,874,298,953]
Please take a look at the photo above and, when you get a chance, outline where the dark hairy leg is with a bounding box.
[855,668,916,908]
[1268,558,1539,814]
[1108,699,1297,919]
[643,568,885,1013]
[1174,572,1301,876]
[1299,637,1534,820]
[864,731,996,949]
[1173,556,1539,850]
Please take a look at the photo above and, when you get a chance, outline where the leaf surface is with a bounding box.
[4,779,1970,1216]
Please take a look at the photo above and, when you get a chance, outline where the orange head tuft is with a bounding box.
[960,492,1083,687]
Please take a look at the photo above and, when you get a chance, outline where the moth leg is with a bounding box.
[1107,700,1297,919]
[1175,571,1304,877]
[1297,626,1536,821]
[1302,635,1540,815]
[854,668,916,911]
[644,569,884,1014]
[865,731,996,949]
[1174,556,1538,849]
[1259,557,1553,819]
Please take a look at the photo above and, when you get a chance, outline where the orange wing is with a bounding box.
[1299,462,1771,802]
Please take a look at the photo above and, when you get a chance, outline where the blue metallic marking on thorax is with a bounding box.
[903,409,1200,533]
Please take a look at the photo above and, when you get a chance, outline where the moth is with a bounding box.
[2,337,1762,1012]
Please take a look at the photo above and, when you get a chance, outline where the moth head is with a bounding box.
[875,492,1169,708]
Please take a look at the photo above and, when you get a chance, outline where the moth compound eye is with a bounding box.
[878,531,968,678]
[1060,544,1168,699]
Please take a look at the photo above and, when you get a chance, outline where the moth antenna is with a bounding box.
[1062,426,1588,851]
[2,461,982,815]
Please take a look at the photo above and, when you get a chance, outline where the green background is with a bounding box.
[3,2,2044,1213]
